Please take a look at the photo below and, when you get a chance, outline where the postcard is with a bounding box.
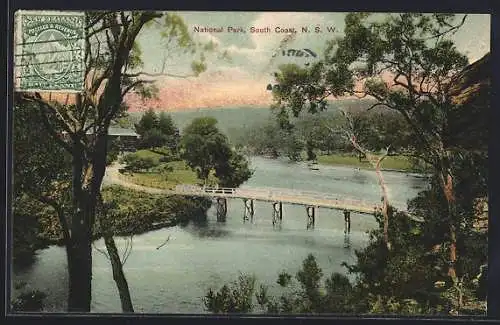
[11,10,490,316]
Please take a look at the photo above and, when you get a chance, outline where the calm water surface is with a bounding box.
[13,156,428,313]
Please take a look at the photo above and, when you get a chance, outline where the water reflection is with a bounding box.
[188,225,231,239]
[350,170,370,184]
[343,233,351,249]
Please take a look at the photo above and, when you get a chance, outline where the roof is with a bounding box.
[68,127,139,137]
[107,127,139,137]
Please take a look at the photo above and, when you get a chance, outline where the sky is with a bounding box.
[125,12,491,112]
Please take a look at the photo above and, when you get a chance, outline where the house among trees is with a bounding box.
[107,127,140,152]
[60,126,140,152]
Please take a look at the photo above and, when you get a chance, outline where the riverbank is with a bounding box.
[316,154,426,173]
[115,150,218,190]
[98,185,212,236]
[27,184,212,247]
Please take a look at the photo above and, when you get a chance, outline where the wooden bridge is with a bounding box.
[175,185,380,214]
[174,185,389,230]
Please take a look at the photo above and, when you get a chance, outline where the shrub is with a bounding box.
[11,290,46,312]
[120,153,158,173]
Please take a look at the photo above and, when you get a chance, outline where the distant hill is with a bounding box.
[125,98,381,140]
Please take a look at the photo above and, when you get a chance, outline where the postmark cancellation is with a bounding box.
[14,10,85,92]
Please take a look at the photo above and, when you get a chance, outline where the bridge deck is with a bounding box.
[174,185,382,215]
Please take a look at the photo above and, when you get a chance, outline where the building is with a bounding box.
[60,126,140,152]
[107,127,140,152]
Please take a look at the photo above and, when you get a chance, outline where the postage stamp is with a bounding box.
[14,10,85,92]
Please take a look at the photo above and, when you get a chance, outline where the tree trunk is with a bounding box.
[439,166,458,282]
[103,234,134,312]
[67,135,107,312]
[67,147,94,312]
[67,206,93,312]
[348,135,392,251]
[375,155,391,251]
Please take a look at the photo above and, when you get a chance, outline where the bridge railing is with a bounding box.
[240,187,379,207]
[175,185,236,195]
[175,184,381,209]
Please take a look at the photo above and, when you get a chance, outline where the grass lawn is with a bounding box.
[133,149,165,164]
[317,154,415,171]
[118,152,217,189]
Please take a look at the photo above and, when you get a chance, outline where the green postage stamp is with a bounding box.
[14,11,85,92]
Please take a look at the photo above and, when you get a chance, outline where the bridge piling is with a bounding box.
[243,199,255,222]
[272,202,283,226]
[306,206,316,229]
[343,209,351,234]
[216,198,228,222]
[343,233,351,248]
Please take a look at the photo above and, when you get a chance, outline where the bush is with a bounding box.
[158,150,177,163]
[204,254,355,314]
[120,153,158,173]
[11,290,46,312]
[139,128,168,149]
[204,274,256,313]
[98,186,212,236]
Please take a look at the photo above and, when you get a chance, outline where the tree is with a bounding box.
[204,254,355,314]
[15,11,219,312]
[180,117,230,182]
[134,108,159,137]
[181,117,253,187]
[270,13,487,287]
[134,110,179,150]
[13,101,72,271]
[140,128,169,149]
[158,112,180,151]
[215,150,254,188]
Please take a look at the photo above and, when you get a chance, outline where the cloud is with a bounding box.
[125,67,274,111]
[128,12,490,111]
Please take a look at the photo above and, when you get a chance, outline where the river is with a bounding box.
[12,156,429,313]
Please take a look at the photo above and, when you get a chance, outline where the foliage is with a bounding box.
[140,128,170,149]
[204,146,487,316]
[119,153,159,173]
[205,196,486,315]
[11,289,47,312]
[181,117,253,186]
[204,274,257,313]
[12,196,44,269]
[270,13,478,163]
[215,150,254,188]
[106,138,120,166]
[236,105,418,165]
[135,109,180,151]
[158,112,181,151]
[99,185,212,235]
[237,121,286,158]
[135,108,159,136]
[12,101,72,269]
[269,12,488,305]
[204,254,355,314]
[12,102,72,198]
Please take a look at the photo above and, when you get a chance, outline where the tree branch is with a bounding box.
[422,14,468,41]
[20,95,73,153]
[127,71,199,79]
[37,195,71,244]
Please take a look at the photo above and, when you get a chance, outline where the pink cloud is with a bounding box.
[125,69,274,112]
